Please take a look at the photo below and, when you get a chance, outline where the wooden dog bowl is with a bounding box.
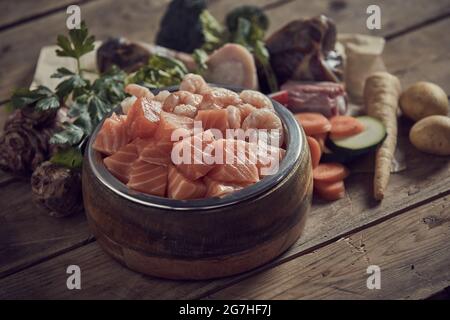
[82,89,312,280]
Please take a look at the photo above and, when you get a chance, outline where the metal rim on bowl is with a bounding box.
[87,85,303,211]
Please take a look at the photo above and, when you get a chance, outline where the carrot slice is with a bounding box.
[312,132,328,151]
[307,136,322,168]
[329,116,364,139]
[314,180,345,201]
[313,163,349,182]
[295,113,331,136]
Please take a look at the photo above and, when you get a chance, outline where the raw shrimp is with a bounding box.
[236,103,257,122]
[173,104,198,118]
[125,84,154,99]
[121,96,137,114]
[240,90,273,110]
[180,73,211,95]
[162,91,203,112]
[242,109,284,146]
[226,105,241,129]
[154,90,171,103]
[199,88,242,110]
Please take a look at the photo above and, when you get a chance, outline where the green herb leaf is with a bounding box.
[50,123,85,145]
[55,74,89,100]
[193,48,209,74]
[55,21,95,59]
[228,16,278,92]
[200,10,226,53]
[50,147,83,169]
[128,55,188,88]
[51,67,75,78]
[10,86,59,110]
[35,96,60,111]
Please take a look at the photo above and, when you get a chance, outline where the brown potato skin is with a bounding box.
[409,115,450,156]
[400,82,449,122]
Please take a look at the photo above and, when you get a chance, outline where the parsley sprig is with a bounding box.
[10,22,125,168]
[9,21,188,169]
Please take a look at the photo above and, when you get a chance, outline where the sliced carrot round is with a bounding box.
[329,116,364,139]
[313,163,349,183]
[311,132,328,151]
[295,112,331,136]
[306,136,322,168]
[314,180,345,201]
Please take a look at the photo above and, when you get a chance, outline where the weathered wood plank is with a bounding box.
[0,0,449,299]
[208,195,450,299]
[1,0,450,101]
[384,18,450,91]
[0,240,209,299]
[0,180,92,278]
[2,194,449,300]
[0,0,89,30]
[265,0,450,37]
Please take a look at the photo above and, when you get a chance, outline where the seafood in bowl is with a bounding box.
[93,74,286,200]
[83,74,312,280]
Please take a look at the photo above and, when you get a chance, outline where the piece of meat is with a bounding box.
[93,113,129,156]
[208,139,260,183]
[266,15,344,85]
[203,176,248,198]
[204,44,258,90]
[154,111,194,142]
[172,130,216,180]
[139,139,173,166]
[167,165,207,200]
[103,142,139,183]
[127,160,168,197]
[280,81,347,116]
[126,97,162,140]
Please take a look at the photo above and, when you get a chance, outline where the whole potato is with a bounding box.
[400,82,448,121]
[409,115,450,156]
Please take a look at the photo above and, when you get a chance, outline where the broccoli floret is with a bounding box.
[225,5,269,34]
[155,0,206,53]
[155,0,224,53]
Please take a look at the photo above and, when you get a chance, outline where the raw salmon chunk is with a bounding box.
[126,97,162,139]
[167,165,207,200]
[103,142,139,183]
[93,113,129,155]
[195,109,229,135]
[139,139,173,166]
[154,111,194,142]
[208,139,260,183]
[172,130,215,180]
[127,160,168,197]
[255,144,286,177]
[204,176,248,198]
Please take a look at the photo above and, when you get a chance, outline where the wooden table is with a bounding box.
[0,0,449,300]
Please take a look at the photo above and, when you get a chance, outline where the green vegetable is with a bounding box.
[10,86,60,111]
[199,10,226,52]
[54,66,126,146]
[127,54,188,89]
[226,7,278,92]
[225,5,269,33]
[192,48,209,74]
[325,116,387,160]
[55,21,95,76]
[50,147,84,169]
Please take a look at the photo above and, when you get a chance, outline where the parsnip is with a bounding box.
[363,72,401,200]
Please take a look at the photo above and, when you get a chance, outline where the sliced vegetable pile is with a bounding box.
[296,113,386,201]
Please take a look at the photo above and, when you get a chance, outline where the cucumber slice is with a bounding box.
[326,116,386,157]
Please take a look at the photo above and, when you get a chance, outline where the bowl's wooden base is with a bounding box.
[88,210,308,280]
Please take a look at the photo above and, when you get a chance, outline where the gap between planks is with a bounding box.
[191,189,450,299]
[1,0,450,289]
[0,0,98,33]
